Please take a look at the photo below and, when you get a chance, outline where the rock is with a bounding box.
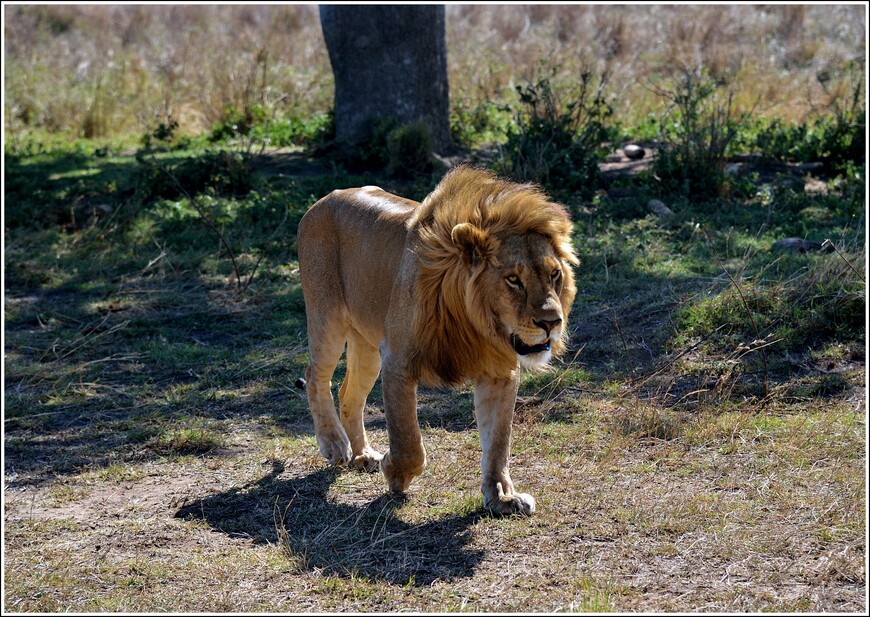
[623,144,645,160]
[771,238,824,253]
[605,153,623,163]
[804,178,828,195]
[647,199,674,217]
[294,377,307,390]
[795,161,824,173]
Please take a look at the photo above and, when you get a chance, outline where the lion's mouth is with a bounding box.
[511,334,551,356]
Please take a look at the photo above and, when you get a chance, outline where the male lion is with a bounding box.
[297,166,577,515]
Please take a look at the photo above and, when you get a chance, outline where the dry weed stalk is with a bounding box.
[613,317,635,386]
[821,239,863,279]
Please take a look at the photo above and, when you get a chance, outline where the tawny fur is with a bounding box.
[297,166,578,514]
[409,166,579,385]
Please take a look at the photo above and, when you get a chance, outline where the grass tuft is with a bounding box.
[149,423,226,455]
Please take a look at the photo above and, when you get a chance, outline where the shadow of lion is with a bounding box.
[175,464,486,586]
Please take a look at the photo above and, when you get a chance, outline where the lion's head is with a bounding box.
[409,166,579,386]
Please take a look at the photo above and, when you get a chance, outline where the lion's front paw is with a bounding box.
[350,447,383,473]
[316,428,352,466]
[485,482,536,517]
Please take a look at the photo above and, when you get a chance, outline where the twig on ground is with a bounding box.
[613,317,635,386]
[702,226,769,399]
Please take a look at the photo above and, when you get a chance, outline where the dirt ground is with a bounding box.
[4,388,865,613]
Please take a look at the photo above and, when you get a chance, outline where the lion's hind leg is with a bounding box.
[305,312,352,466]
[339,331,384,472]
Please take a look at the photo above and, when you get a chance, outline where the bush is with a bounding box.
[732,60,864,176]
[209,105,269,142]
[649,67,743,200]
[750,113,865,173]
[497,72,612,198]
[340,117,434,176]
[352,116,398,167]
[258,112,334,149]
[140,118,180,149]
[450,100,512,150]
[386,121,434,176]
[208,106,336,153]
[135,150,254,202]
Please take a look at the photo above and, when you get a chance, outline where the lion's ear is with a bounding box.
[451,223,497,266]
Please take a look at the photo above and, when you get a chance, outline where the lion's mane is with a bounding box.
[408,166,579,386]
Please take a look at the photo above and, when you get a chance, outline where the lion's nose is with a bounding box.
[534,318,562,334]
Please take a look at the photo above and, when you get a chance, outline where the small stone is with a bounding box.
[647,199,674,217]
[294,377,307,390]
[772,238,823,253]
[623,144,645,160]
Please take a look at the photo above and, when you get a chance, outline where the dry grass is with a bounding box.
[453,4,865,122]
[4,5,331,136]
[3,264,865,611]
[4,259,864,611]
[4,5,865,138]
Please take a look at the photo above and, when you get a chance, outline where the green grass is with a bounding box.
[150,421,226,456]
[3,102,865,614]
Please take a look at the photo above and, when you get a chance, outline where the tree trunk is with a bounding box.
[319,5,452,152]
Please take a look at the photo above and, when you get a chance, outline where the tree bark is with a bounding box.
[319,5,452,152]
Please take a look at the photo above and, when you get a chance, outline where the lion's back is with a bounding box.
[298,187,418,344]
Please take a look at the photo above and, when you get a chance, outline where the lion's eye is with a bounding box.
[551,269,561,282]
[505,274,522,288]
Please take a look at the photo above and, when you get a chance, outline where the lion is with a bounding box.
[297,166,578,515]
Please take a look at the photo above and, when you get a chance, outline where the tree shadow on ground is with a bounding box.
[175,465,486,586]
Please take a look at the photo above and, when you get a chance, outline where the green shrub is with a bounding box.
[135,150,254,202]
[208,106,335,152]
[386,121,434,176]
[497,73,611,197]
[341,117,434,176]
[749,114,865,173]
[209,105,269,142]
[353,116,399,167]
[450,100,512,149]
[247,112,335,149]
[735,60,864,175]
[140,118,180,149]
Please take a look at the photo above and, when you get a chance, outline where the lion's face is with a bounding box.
[451,223,575,371]
[482,233,569,369]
